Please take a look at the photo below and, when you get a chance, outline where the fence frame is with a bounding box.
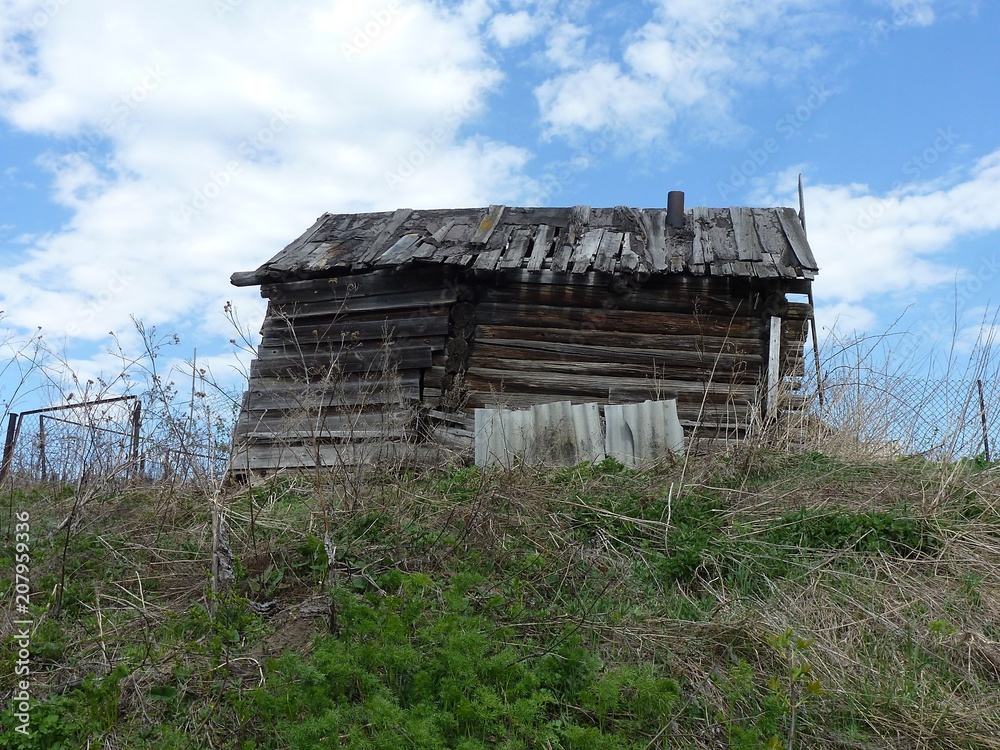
[0,396,142,485]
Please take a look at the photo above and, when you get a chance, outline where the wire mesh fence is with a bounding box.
[1,395,231,487]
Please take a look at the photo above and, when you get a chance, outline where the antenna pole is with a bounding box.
[798,173,807,236]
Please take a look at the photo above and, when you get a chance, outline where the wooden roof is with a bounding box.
[231,205,819,287]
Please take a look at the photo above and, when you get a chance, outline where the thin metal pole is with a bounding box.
[1,413,21,486]
[39,415,47,482]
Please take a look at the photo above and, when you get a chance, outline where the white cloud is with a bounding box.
[754,149,1000,335]
[0,0,535,348]
[489,11,540,47]
[534,1,851,143]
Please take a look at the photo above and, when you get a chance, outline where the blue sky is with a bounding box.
[0,0,998,404]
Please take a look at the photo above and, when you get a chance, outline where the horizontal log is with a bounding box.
[464,367,757,401]
[261,266,447,302]
[481,282,748,315]
[476,303,762,338]
[234,411,413,441]
[464,355,760,385]
[261,314,450,345]
[231,442,452,472]
[242,373,420,411]
[475,324,760,353]
[468,340,761,372]
[250,346,433,378]
[257,336,445,359]
[269,288,458,319]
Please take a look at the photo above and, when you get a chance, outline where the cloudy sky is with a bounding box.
[1,0,998,397]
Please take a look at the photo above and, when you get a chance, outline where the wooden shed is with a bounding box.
[229,195,819,474]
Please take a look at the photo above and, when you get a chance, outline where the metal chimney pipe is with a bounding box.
[666,190,685,228]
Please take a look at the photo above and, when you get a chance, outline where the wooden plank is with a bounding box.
[473,225,511,270]
[271,288,458,319]
[767,315,781,418]
[242,380,421,411]
[620,233,640,272]
[525,224,553,272]
[776,207,819,271]
[250,346,434,378]
[592,231,623,274]
[569,229,605,274]
[751,209,799,278]
[470,204,506,245]
[237,442,447,471]
[374,233,423,266]
[359,208,413,264]
[475,325,761,353]
[639,210,668,271]
[262,314,449,345]
[262,266,444,302]
[465,355,760,384]
[476,302,761,337]
[480,282,747,315]
[465,367,758,400]
[690,206,710,273]
[266,213,333,272]
[498,227,534,269]
[730,206,763,263]
[468,341,758,373]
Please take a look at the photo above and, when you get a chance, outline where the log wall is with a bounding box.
[232,266,813,472]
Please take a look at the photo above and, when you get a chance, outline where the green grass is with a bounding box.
[1,451,999,748]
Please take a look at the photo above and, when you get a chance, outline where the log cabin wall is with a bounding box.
[230,202,819,473]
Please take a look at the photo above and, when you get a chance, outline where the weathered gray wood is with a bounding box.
[468,341,758,373]
[271,288,457,318]
[767,315,782,418]
[639,210,668,271]
[524,224,553,271]
[730,206,762,263]
[267,213,332,272]
[262,266,444,302]
[481,281,747,315]
[470,204,506,245]
[498,227,534,269]
[374,233,424,266]
[359,208,413,264]
[261,317,449,347]
[476,302,761,337]
[251,345,434,378]
[619,233,640,271]
[569,229,605,274]
[236,442,447,471]
[465,367,758,400]
[475,325,760,353]
[593,231,623,273]
[776,207,819,271]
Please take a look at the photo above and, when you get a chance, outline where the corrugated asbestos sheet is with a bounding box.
[474,399,684,469]
[605,400,684,468]
[232,205,819,286]
[474,401,603,469]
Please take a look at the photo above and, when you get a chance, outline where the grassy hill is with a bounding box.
[1,448,999,749]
